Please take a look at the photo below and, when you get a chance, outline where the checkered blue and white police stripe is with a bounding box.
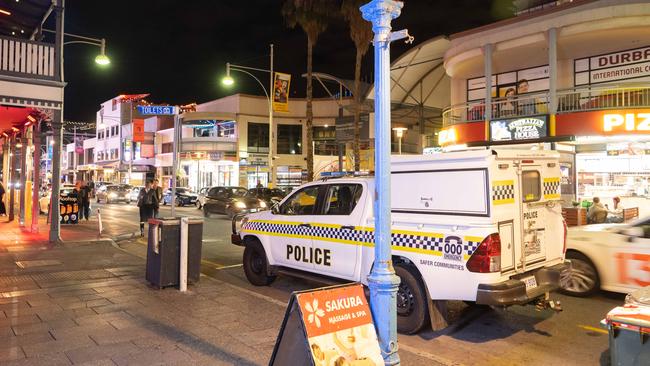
[242,220,484,258]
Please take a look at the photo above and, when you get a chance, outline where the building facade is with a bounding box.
[437,0,650,210]
[154,94,352,191]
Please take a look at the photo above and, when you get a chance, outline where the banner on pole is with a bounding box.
[133,119,145,143]
[272,72,291,113]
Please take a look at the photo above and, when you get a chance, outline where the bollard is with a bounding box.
[97,208,103,237]
[179,217,188,292]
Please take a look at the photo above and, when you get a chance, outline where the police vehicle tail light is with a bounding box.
[466,233,501,273]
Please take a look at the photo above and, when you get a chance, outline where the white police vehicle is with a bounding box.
[232,150,569,334]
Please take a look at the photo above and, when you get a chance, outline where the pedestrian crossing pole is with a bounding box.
[361,1,411,364]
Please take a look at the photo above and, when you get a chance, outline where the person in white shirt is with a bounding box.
[606,196,624,223]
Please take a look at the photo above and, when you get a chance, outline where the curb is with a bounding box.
[59,238,117,248]
[112,231,142,242]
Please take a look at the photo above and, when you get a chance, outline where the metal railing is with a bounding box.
[0,35,56,80]
[442,84,650,126]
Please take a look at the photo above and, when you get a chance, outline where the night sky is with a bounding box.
[63,0,511,122]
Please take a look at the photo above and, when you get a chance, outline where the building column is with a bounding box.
[484,43,493,131]
[1,141,8,196]
[19,127,31,226]
[8,134,16,222]
[548,28,558,138]
[32,121,42,232]
[49,117,63,243]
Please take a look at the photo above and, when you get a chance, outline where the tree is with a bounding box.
[282,0,334,182]
[341,0,373,171]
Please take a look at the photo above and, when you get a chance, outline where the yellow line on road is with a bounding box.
[578,325,608,334]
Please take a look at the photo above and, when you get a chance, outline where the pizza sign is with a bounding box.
[490,115,548,142]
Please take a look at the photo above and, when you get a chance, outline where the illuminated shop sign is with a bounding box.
[603,112,650,132]
[490,115,548,142]
[438,127,457,145]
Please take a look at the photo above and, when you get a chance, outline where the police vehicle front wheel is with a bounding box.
[395,264,429,334]
[243,242,276,286]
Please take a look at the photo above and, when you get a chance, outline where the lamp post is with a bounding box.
[361,0,410,364]
[393,127,407,155]
[43,29,110,67]
[222,44,275,188]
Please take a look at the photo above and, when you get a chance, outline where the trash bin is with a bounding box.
[605,287,650,366]
[146,217,203,289]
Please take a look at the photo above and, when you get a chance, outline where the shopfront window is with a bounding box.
[248,122,269,153]
[277,124,302,154]
[313,126,337,155]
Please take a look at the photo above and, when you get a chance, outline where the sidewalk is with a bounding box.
[0,238,439,365]
[0,216,109,251]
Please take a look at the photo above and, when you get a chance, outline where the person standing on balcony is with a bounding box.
[517,79,538,116]
[500,88,517,117]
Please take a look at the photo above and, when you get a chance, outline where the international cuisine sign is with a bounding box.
[272,72,291,112]
[298,285,383,366]
[575,45,650,85]
[490,115,548,142]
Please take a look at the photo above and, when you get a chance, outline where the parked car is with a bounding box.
[162,187,198,206]
[560,218,650,297]
[96,184,132,204]
[247,188,286,207]
[38,184,76,214]
[128,186,144,204]
[203,186,267,218]
[196,187,210,209]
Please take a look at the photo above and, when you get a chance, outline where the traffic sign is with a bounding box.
[137,105,176,115]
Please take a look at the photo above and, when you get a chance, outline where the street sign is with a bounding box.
[137,105,176,115]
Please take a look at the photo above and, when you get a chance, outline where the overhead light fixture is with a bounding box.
[222,63,234,86]
[0,9,10,16]
[94,38,110,66]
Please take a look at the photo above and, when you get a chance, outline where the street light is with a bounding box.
[43,29,110,66]
[393,127,407,155]
[222,45,275,188]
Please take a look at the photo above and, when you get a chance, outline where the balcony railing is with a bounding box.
[0,35,56,80]
[442,84,650,126]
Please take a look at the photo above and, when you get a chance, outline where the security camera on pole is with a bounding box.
[361,0,412,364]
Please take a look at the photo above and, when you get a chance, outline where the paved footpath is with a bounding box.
[0,224,438,365]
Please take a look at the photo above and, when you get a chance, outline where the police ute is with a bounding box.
[231,149,569,334]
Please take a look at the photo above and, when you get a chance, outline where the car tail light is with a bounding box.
[466,233,501,273]
[562,219,568,254]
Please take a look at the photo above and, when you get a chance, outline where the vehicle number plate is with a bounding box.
[250,209,258,213]
[522,276,537,290]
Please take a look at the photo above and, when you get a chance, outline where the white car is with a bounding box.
[560,218,650,296]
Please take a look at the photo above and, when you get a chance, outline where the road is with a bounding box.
[97,202,620,366]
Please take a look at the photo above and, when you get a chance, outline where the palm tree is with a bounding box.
[341,0,373,171]
[282,0,333,182]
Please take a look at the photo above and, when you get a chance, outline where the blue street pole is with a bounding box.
[361,1,404,364]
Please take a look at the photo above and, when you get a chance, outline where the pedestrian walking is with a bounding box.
[137,179,159,236]
[152,178,163,218]
[79,181,91,221]
[0,182,6,216]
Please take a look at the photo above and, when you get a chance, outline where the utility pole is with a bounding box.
[361,1,409,364]
[268,44,275,188]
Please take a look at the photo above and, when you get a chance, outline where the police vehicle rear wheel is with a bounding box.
[395,264,428,334]
[243,241,276,286]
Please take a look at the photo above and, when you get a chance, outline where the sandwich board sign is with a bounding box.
[270,283,384,366]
